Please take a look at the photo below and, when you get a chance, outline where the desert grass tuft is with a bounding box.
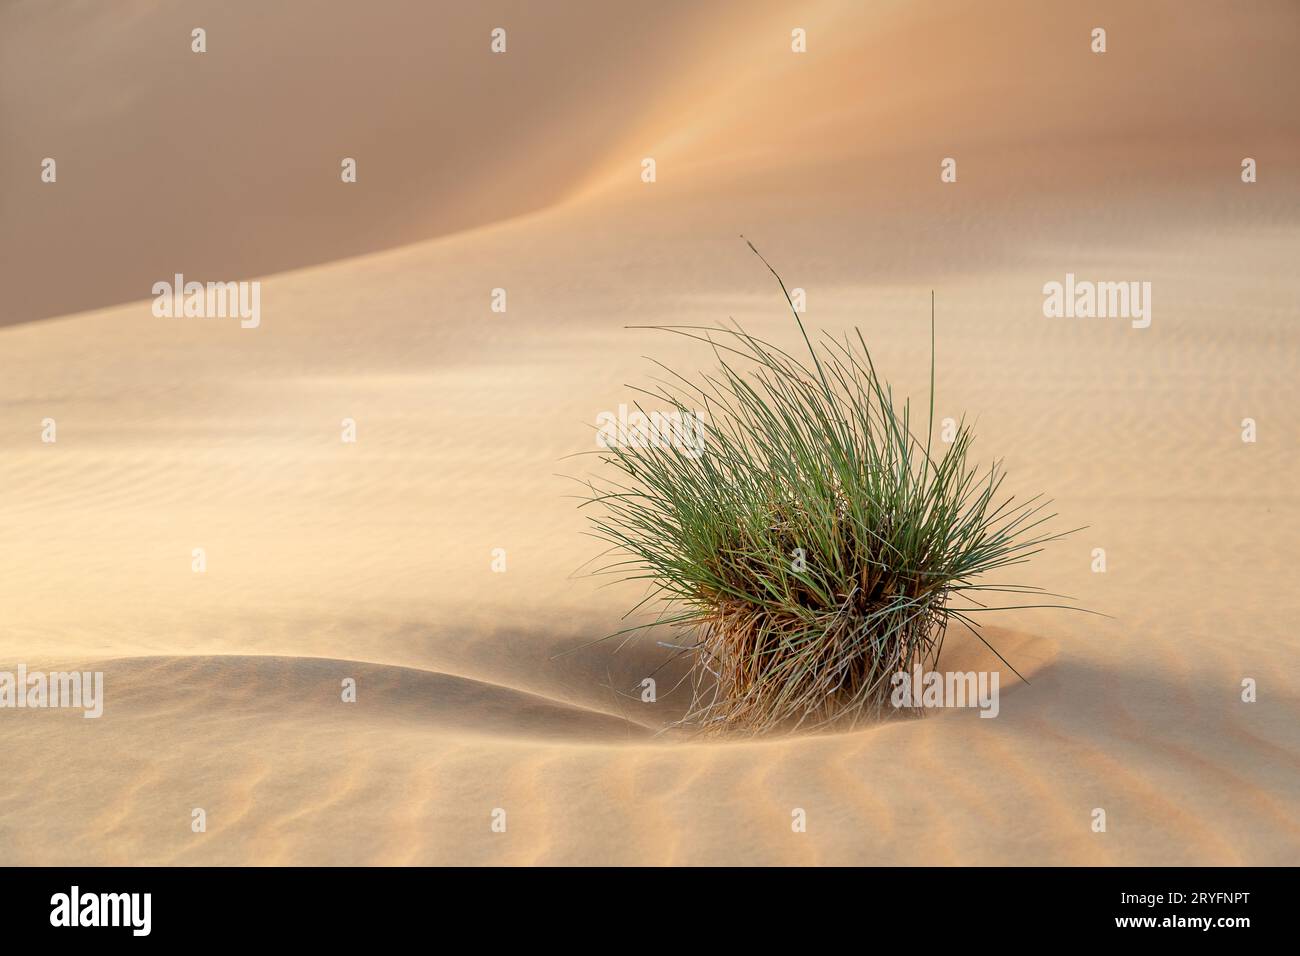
[579,242,1076,736]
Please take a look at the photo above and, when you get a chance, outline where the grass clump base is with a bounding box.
[581,243,1072,737]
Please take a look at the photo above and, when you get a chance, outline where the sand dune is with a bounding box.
[0,0,766,325]
[1,0,1298,865]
